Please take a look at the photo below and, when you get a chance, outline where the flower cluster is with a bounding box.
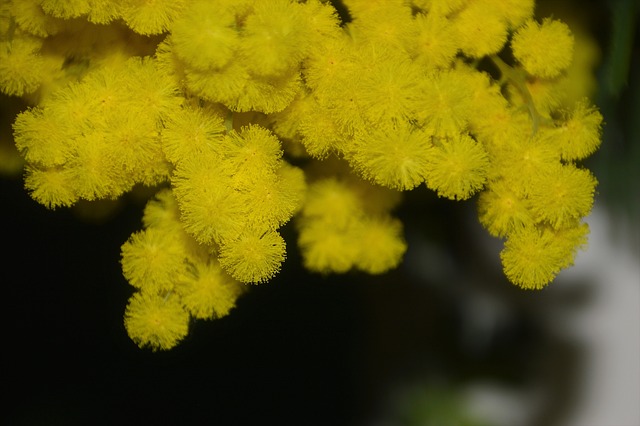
[1,0,602,350]
[120,189,247,350]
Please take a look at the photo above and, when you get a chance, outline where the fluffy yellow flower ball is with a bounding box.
[511,18,575,78]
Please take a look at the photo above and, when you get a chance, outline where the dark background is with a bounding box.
[1,173,559,425]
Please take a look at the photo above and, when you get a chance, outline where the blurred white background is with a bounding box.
[464,205,640,426]
[556,206,640,426]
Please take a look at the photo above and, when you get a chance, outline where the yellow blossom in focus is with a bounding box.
[177,259,246,320]
[218,229,287,284]
[349,119,433,191]
[423,134,489,200]
[478,179,535,238]
[120,226,189,294]
[124,291,190,351]
[0,0,605,349]
[410,12,459,71]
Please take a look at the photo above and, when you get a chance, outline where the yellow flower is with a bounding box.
[350,119,433,191]
[468,102,531,157]
[120,227,188,293]
[423,134,489,200]
[412,0,469,16]
[415,69,473,138]
[10,0,63,37]
[452,0,508,58]
[477,179,535,238]
[410,11,459,70]
[0,0,607,350]
[299,0,343,45]
[184,60,248,108]
[177,259,245,320]
[346,2,415,52]
[123,57,183,121]
[354,217,407,274]
[124,291,189,351]
[302,35,357,96]
[342,0,407,19]
[295,94,347,158]
[23,165,78,208]
[296,175,406,275]
[297,218,360,274]
[240,0,310,78]
[0,35,63,97]
[141,188,184,232]
[39,0,90,19]
[218,229,287,284]
[120,0,186,35]
[300,178,363,228]
[161,104,226,165]
[171,1,238,70]
[186,62,302,114]
[528,164,597,229]
[221,125,283,179]
[231,69,303,114]
[64,132,134,200]
[171,152,246,245]
[239,163,306,232]
[482,0,534,29]
[354,48,425,123]
[13,108,71,167]
[83,0,120,25]
[511,18,575,78]
[551,99,603,161]
[489,133,560,195]
[501,223,588,289]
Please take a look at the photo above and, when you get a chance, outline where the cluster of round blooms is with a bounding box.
[121,189,246,350]
[1,0,602,350]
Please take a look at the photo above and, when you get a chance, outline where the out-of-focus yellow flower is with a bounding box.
[501,223,588,289]
[512,18,575,78]
[452,0,509,58]
[550,99,603,161]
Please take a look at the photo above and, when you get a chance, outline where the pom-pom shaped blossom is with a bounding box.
[124,291,190,351]
[512,18,575,78]
[0,0,604,350]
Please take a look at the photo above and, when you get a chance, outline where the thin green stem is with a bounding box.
[489,55,542,136]
[225,110,234,133]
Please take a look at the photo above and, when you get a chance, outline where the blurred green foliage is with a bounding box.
[594,0,640,234]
